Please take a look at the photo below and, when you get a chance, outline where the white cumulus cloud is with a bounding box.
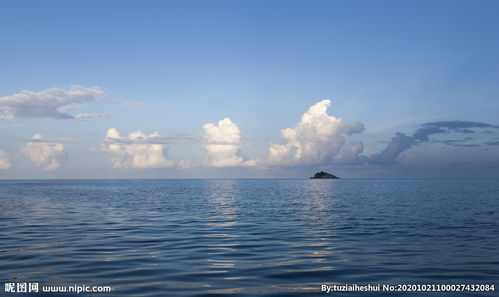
[102,128,174,168]
[266,99,365,166]
[0,150,11,170]
[177,158,192,169]
[21,134,65,170]
[202,118,254,167]
[0,85,105,120]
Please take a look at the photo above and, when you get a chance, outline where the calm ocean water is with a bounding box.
[0,179,498,297]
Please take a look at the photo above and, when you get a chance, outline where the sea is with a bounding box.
[0,179,498,297]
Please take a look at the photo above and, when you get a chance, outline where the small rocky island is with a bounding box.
[310,171,339,179]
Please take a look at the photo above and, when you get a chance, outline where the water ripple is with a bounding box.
[0,179,498,296]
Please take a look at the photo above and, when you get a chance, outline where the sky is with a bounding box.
[1,0,498,178]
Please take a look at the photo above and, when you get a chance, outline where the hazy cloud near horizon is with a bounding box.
[21,134,65,171]
[0,150,11,170]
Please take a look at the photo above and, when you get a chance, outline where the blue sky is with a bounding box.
[1,0,498,178]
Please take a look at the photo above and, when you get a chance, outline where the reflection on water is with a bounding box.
[0,179,498,296]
